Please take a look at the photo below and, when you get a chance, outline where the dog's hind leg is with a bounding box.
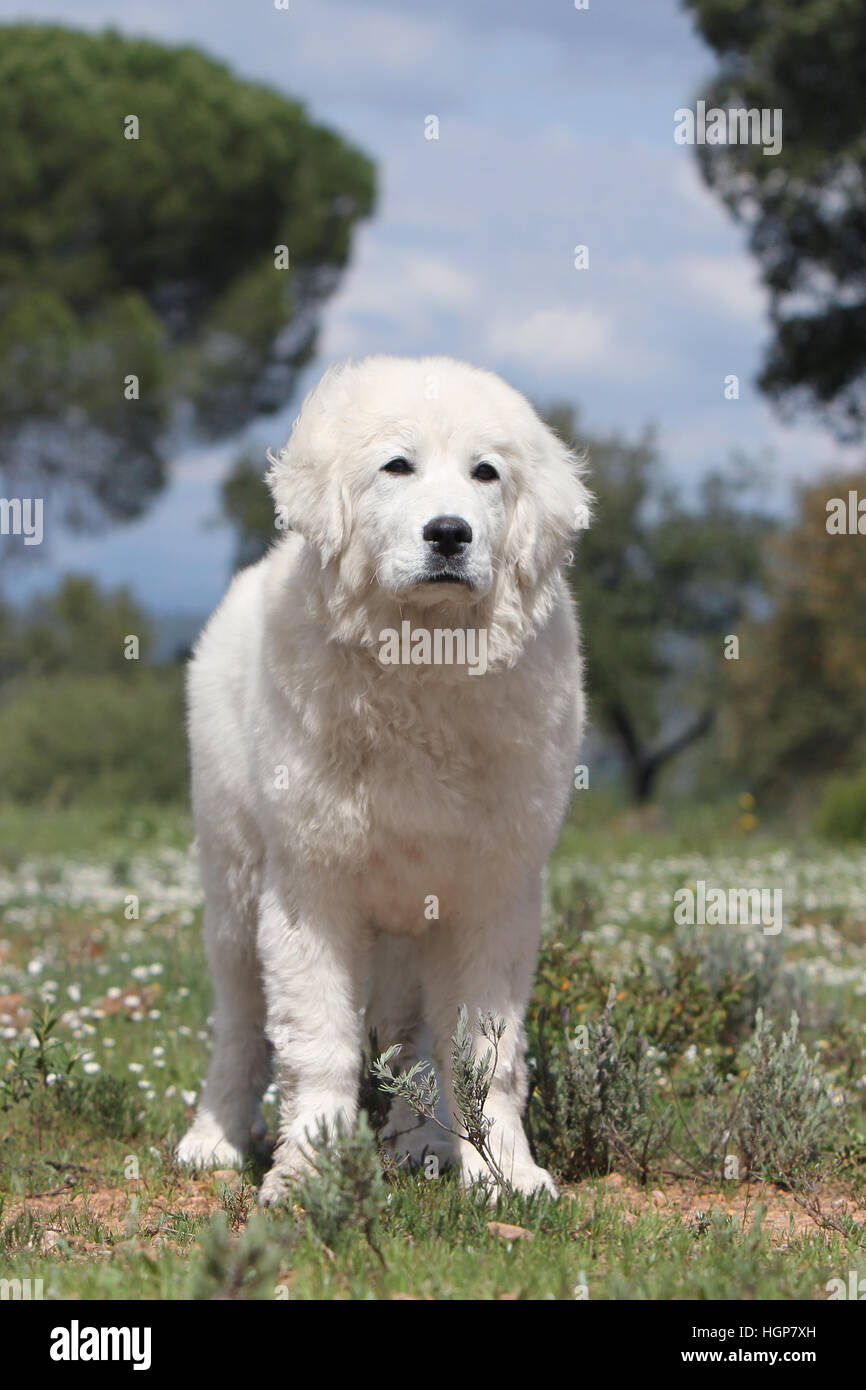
[366,936,455,1174]
[176,841,270,1169]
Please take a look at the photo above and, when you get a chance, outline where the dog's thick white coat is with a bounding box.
[177,356,590,1200]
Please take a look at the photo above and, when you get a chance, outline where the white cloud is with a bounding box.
[334,246,477,317]
[404,256,477,305]
[485,307,616,372]
[317,237,480,358]
[679,254,768,324]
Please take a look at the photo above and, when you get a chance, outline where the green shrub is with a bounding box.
[0,670,187,804]
[673,1011,842,1184]
[296,1112,388,1256]
[0,1003,79,1105]
[55,1074,147,1140]
[814,765,866,842]
[527,985,672,1183]
[2,575,153,680]
[735,1011,840,1179]
[190,1213,286,1300]
[533,927,800,1059]
[666,925,810,1043]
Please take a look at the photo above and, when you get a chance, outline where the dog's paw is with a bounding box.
[257,1162,304,1207]
[508,1162,558,1199]
[256,1135,316,1206]
[461,1158,558,1201]
[176,1122,245,1171]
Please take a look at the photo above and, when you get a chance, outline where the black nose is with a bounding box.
[422,514,473,557]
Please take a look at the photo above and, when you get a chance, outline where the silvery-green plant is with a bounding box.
[528,983,672,1182]
[672,1010,842,1184]
[372,1006,511,1191]
[735,1010,840,1179]
[296,1110,388,1262]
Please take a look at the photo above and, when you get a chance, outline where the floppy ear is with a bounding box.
[266,443,346,567]
[265,372,349,567]
[506,426,592,589]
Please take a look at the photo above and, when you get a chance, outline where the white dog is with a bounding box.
[176,355,590,1201]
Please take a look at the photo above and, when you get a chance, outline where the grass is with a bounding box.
[1,795,865,1300]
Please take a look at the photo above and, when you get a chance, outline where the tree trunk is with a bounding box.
[607,701,714,804]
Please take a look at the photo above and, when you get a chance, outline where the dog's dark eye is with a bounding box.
[472,461,500,482]
[381,457,414,475]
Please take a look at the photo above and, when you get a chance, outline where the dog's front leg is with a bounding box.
[256,872,370,1207]
[425,876,557,1198]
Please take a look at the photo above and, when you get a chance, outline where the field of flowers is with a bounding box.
[1,805,865,1300]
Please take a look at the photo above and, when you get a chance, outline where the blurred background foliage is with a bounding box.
[681,0,866,440]
[0,24,375,531]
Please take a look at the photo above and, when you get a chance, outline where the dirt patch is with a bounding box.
[6,1170,864,1252]
[5,1174,236,1248]
[574,1172,866,1245]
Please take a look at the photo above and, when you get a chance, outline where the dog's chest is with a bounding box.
[360,677,525,823]
[262,653,566,897]
[352,689,543,932]
[360,833,468,935]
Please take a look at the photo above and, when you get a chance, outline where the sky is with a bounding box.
[3,0,862,617]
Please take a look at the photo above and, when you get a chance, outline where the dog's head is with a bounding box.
[267,356,591,664]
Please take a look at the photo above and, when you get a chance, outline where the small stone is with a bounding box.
[487,1221,534,1242]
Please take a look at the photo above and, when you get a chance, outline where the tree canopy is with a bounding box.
[0,25,375,529]
[219,453,281,573]
[0,574,152,681]
[551,408,771,801]
[682,0,866,439]
[724,467,866,794]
